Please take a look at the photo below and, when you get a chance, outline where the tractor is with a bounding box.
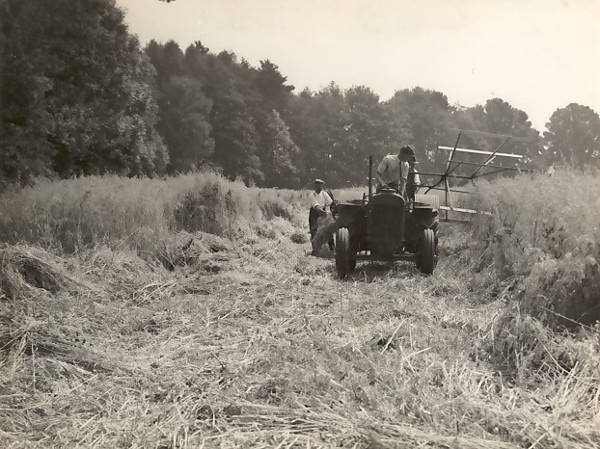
[334,157,439,279]
[331,130,535,279]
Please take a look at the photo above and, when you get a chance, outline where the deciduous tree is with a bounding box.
[259,110,300,188]
[452,98,541,173]
[146,40,214,172]
[386,88,454,174]
[0,0,168,183]
[543,103,600,168]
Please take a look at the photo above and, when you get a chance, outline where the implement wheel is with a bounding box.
[335,227,352,279]
[418,228,437,275]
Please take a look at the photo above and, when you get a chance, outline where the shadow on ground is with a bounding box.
[334,260,421,283]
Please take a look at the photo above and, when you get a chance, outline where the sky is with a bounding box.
[116,0,600,131]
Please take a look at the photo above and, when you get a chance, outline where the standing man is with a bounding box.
[376,145,415,198]
[308,179,334,252]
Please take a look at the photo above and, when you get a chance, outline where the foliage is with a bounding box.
[338,86,391,184]
[2,0,599,190]
[385,87,454,174]
[258,110,300,188]
[0,0,55,185]
[0,0,168,185]
[287,83,359,186]
[253,59,295,118]
[146,40,214,173]
[453,98,542,171]
[543,103,600,169]
[188,49,265,184]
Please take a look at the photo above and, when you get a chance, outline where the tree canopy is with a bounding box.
[0,0,168,186]
[1,0,598,189]
[543,104,600,169]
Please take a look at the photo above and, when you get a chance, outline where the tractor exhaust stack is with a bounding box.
[368,155,373,202]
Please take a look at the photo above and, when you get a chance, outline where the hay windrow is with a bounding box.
[0,245,79,299]
[2,228,595,448]
[0,173,599,448]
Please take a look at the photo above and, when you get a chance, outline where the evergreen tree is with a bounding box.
[253,60,295,118]
[294,83,347,186]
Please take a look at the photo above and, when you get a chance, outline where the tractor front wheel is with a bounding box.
[418,228,437,275]
[349,253,357,272]
[336,227,352,279]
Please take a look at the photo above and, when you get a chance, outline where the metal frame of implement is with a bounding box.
[420,129,534,222]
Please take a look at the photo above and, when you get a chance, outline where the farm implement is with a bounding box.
[420,128,535,223]
[332,129,533,279]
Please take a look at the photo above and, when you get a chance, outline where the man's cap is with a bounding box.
[313,178,325,184]
[399,145,416,155]
[400,145,417,162]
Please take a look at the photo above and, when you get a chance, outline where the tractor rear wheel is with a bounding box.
[418,228,437,275]
[336,227,352,279]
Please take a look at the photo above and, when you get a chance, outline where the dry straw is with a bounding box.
[0,171,598,448]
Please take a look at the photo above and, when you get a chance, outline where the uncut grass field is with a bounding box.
[0,170,599,448]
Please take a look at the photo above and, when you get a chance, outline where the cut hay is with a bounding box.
[1,175,599,448]
[1,232,599,448]
[311,214,338,253]
[290,231,309,244]
[156,231,232,269]
[0,245,77,299]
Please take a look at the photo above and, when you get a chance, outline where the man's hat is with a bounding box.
[313,178,325,184]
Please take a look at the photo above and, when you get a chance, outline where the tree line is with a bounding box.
[2,0,599,189]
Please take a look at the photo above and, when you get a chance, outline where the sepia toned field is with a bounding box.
[0,170,598,448]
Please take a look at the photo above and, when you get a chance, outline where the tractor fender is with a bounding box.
[336,203,366,232]
[414,208,439,231]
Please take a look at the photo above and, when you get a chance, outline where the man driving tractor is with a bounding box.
[376,145,421,201]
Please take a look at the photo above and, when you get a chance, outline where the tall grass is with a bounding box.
[463,169,600,435]
[0,172,311,256]
[471,168,600,325]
